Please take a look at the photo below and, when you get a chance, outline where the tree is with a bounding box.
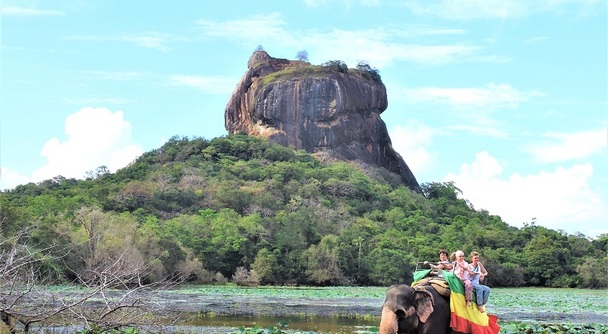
[85,166,110,180]
[0,226,179,333]
[0,227,62,332]
[355,60,381,82]
[2,134,606,289]
[61,207,165,284]
[322,60,348,73]
[339,218,380,284]
[296,50,309,62]
[0,194,21,236]
[305,235,347,285]
[577,255,608,288]
[522,234,571,286]
[421,181,461,201]
[251,248,279,284]
[365,229,413,285]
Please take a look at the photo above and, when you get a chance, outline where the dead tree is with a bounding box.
[0,228,181,333]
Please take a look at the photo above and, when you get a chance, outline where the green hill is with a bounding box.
[1,134,606,288]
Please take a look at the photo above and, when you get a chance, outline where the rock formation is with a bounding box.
[225,51,420,192]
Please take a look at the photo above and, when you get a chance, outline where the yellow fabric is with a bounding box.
[449,292,489,326]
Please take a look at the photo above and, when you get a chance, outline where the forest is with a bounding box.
[1,134,606,289]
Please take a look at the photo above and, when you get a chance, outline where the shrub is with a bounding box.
[232,266,251,286]
[355,61,381,82]
[577,255,608,288]
[214,272,228,283]
[322,60,348,73]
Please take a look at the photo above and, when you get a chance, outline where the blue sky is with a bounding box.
[1,0,606,238]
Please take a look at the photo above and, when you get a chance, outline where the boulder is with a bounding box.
[225,51,420,192]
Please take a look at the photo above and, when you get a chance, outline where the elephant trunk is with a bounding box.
[379,306,399,334]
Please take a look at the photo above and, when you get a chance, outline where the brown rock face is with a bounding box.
[225,51,420,192]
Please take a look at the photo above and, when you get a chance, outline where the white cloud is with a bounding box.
[65,33,183,52]
[298,26,488,68]
[405,0,527,19]
[196,13,289,43]
[62,97,133,105]
[168,75,237,94]
[527,128,607,163]
[0,167,31,191]
[403,0,602,20]
[311,34,481,67]
[403,83,544,108]
[524,36,550,44]
[1,6,64,16]
[389,122,435,176]
[446,124,507,138]
[196,13,489,68]
[444,151,607,238]
[394,83,542,137]
[84,71,148,81]
[122,33,177,52]
[30,107,144,183]
[302,0,380,7]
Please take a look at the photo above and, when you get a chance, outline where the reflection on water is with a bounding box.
[181,313,380,333]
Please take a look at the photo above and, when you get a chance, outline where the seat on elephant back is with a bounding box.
[411,271,451,297]
[411,270,500,334]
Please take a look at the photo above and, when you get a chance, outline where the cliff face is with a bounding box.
[225,51,420,192]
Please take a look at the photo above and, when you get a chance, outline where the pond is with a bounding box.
[29,285,608,333]
[147,286,608,333]
[155,285,385,333]
[176,314,379,333]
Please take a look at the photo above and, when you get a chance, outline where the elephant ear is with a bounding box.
[413,286,435,323]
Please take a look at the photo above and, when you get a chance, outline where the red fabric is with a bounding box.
[450,313,500,334]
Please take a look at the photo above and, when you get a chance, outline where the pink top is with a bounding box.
[453,260,470,280]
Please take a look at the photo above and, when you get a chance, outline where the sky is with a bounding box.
[1,0,606,238]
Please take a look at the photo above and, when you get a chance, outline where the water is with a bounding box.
[41,315,379,334]
[179,313,380,333]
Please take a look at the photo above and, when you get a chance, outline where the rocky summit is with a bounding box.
[225,51,420,192]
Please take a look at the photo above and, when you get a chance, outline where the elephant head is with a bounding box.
[379,284,435,334]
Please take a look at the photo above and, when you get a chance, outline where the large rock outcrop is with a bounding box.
[225,51,420,192]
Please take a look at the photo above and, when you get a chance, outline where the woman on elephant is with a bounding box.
[423,249,453,271]
[469,251,490,313]
[453,250,476,307]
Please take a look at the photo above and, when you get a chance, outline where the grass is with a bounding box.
[259,64,380,87]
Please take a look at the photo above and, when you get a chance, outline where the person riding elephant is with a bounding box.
[379,284,450,334]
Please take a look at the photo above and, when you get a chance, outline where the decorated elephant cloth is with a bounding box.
[413,270,500,334]
[413,269,433,282]
[444,272,500,334]
[412,275,451,297]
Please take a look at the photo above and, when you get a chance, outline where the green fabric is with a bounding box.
[413,270,477,303]
[413,269,432,282]
[444,272,477,303]
[443,272,464,294]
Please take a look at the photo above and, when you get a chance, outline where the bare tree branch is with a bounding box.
[1,224,182,333]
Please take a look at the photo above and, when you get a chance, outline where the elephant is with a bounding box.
[379,284,451,334]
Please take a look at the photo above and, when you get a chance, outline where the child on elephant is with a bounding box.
[469,251,490,313]
[453,250,476,307]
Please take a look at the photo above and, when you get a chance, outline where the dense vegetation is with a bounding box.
[1,134,606,288]
[259,58,381,87]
